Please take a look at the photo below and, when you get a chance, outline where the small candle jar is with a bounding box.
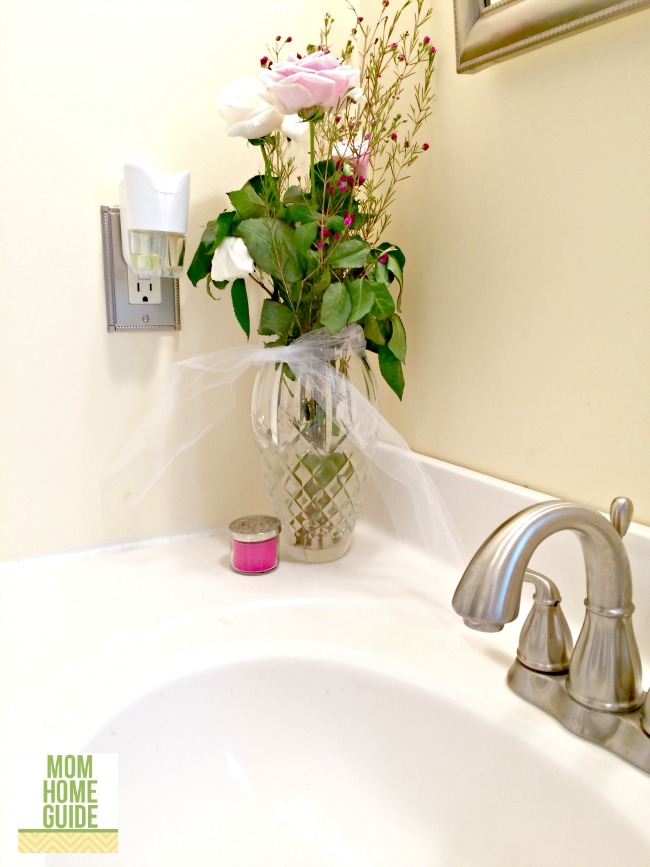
[228,515,281,574]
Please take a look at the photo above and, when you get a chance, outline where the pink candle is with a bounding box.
[229,515,281,574]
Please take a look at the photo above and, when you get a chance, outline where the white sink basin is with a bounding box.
[78,653,650,867]
[6,465,650,866]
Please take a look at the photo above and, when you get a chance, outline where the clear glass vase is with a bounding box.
[251,337,378,563]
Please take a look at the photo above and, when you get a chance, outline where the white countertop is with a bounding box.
[2,458,650,865]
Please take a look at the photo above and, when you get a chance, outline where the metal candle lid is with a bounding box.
[228,515,281,543]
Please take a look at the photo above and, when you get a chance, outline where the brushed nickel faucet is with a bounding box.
[452,497,650,773]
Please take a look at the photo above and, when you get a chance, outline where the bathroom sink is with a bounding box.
[80,653,650,867]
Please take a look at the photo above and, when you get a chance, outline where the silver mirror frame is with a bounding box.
[454,0,650,73]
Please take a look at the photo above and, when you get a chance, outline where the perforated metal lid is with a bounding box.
[228,514,281,543]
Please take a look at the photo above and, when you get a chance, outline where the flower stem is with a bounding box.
[260,139,272,212]
[310,121,316,205]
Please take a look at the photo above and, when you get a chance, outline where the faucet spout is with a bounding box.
[452,500,644,713]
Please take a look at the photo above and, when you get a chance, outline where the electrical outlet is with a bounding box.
[127,270,162,305]
[101,206,180,331]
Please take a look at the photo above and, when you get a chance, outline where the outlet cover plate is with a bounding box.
[101,205,181,331]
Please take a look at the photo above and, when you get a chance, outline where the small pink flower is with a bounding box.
[390,132,397,141]
[390,42,398,49]
[378,253,388,264]
[317,241,324,249]
[423,36,430,44]
[422,143,430,150]
[286,36,292,43]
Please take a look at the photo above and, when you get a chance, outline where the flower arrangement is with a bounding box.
[187,0,436,398]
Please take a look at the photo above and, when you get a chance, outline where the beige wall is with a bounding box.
[2,1,649,561]
[383,4,650,526]
[0,0,344,561]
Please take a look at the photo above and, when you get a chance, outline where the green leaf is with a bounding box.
[235,218,303,285]
[377,243,406,309]
[285,204,317,225]
[326,215,346,234]
[374,260,390,285]
[206,277,227,301]
[347,279,375,323]
[387,251,405,286]
[283,185,308,204]
[371,283,396,320]
[247,172,282,212]
[231,278,250,338]
[378,344,405,399]
[328,238,371,270]
[186,211,235,286]
[320,282,352,333]
[377,243,406,285]
[363,314,385,345]
[388,313,407,362]
[302,452,349,488]
[294,221,319,256]
[289,280,303,304]
[312,159,337,201]
[246,174,267,197]
[311,269,331,295]
[258,299,297,339]
[228,184,266,219]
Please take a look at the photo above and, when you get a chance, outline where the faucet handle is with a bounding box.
[610,497,633,538]
[516,571,573,673]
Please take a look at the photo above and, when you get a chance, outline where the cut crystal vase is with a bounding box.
[251,336,378,563]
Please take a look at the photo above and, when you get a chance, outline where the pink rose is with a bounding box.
[260,51,362,115]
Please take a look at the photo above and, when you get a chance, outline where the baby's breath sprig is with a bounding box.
[340,0,436,243]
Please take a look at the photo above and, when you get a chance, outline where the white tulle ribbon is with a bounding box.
[110,324,466,569]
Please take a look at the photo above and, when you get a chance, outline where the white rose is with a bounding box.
[280,113,310,143]
[218,76,284,139]
[346,86,366,109]
[211,237,255,282]
[279,114,311,180]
